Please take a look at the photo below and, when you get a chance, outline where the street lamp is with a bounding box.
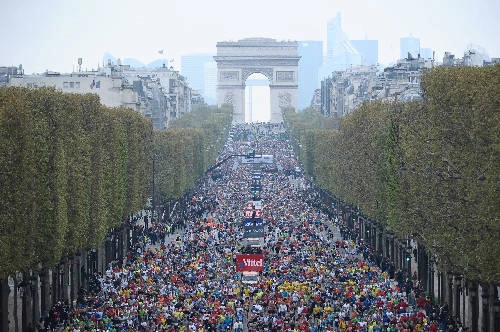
[429,257,435,298]
[405,240,412,274]
[150,153,159,229]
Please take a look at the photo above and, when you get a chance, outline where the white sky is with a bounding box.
[1,0,499,74]
[246,74,271,122]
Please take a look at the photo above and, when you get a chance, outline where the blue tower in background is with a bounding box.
[350,39,379,66]
[298,40,323,110]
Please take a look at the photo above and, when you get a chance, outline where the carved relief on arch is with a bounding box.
[223,92,234,104]
[278,92,292,107]
[241,67,273,83]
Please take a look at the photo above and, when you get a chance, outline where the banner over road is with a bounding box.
[236,254,264,271]
[243,218,264,238]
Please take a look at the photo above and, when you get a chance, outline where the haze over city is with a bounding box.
[1,0,499,74]
[1,0,500,330]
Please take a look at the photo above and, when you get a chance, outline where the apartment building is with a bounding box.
[7,62,195,129]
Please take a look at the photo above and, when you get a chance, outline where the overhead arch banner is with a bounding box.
[244,208,262,218]
[236,254,264,272]
[243,218,264,238]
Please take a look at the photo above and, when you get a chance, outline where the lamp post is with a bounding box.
[364,219,370,245]
[429,257,435,299]
[335,197,340,224]
[405,237,412,275]
[405,246,412,275]
[150,153,158,230]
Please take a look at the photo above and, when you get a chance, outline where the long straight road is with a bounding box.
[55,122,437,331]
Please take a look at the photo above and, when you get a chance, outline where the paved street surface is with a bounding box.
[46,123,444,332]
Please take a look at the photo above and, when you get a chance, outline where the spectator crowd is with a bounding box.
[43,123,464,332]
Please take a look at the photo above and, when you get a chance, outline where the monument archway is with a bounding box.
[214,38,300,123]
[245,73,270,122]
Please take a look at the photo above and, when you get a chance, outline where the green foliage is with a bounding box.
[282,108,339,175]
[169,104,232,169]
[336,101,390,218]
[285,65,500,283]
[153,105,232,204]
[0,87,152,278]
[0,87,37,274]
[411,65,500,282]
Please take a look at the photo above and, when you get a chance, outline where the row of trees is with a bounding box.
[281,108,339,176]
[0,88,232,331]
[153,104,232,204]
[284,64,500,284]
[0,87,153,279]
[0,89,233,279]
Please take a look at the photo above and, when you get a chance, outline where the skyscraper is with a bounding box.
[181,54,216,104]
[420,47,433,59]
[203,60,217,105]
[350,39,379,66]
[298,40,323,110]
[400,35,420,59]
[320,12,361,79]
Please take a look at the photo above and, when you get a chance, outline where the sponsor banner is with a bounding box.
[243,218,264,238]
[241,154,274,164]
[246,200,262,210]
[246,238,262,247]
[250,184,262,191]
[252,200,262,209]
[236,254,264,271]
[244,208,262,218]
[241,271,259,284]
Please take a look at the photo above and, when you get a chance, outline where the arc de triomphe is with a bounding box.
[214,38,300,123]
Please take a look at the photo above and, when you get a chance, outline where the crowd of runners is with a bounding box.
[46,122,464,331]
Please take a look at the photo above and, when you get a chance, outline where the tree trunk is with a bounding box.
[0,277,10,332]
[21,272,34,332]
[97,246,104,275]
[70,255,79,307]
[40,270,50,321]
[487,283,496,332]
[33,274,39,331]
[13,276,19,332]
[62,261,70,303]
[52,267,59,303]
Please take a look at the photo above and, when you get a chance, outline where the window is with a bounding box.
[63,81,80,88]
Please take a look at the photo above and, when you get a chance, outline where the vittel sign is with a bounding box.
[243,259,263,266]
[236,254,264,271]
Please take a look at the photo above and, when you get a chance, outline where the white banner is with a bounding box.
[241,155,273,164]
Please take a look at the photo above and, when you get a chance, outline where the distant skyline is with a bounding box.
[1,0,499,74]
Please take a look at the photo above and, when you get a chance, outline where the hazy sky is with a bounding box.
[1,0,499,74]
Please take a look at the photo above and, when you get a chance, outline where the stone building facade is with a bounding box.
[7,63,195,129]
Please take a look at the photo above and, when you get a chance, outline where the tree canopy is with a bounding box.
[152,104,232,205]
[284,65,500,283]
[0,87,153,278]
